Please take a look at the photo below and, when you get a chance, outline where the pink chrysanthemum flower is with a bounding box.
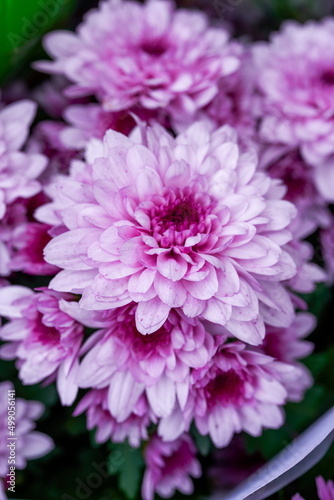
[73,388,155,447]
[188,45,256,139]
[292,476,334,500]
[76,306,217,421]
[254,19,334,202]
[36,0,240,123]
[188,342,288,447]
[0,381,54,496]
[0,287,83,405]
[44,121,298,345]
[260,145,331,239]
[321,216,334,283]
[0,100,47,219]
[261,313,314,402]
[0,195,58,277]
[27,120,77,177]
[142,434,201,500]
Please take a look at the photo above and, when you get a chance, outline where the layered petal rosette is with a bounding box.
[36,0,240,123]
[261,313,315,402]
[0,100,47,219]
[0,381,54,495]
[73,388,154,448]
[142,434,201,500]
[76,306,217,422]
[254,19,334,201]
[44,121,299,344]
[187,342,289,448]
[0,287,83,405]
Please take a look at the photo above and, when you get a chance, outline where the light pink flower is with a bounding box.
[188,342,288,448]
[0,381,54,492]
[9,221,58,276]
[44,121,298,345]
[60,103,168,151]
[76,305,218,421]
[73,388,155,447]
[0,287,83,405]
[33,75,88,118]
[261,313,315,402]
[292,476,334,500]
[142,434,201,500]
[187,45,257,139]
[260,145,331,239]
[254,19,334,202]
[0,100,47,219]
[321,216,334,283]
[36,0,239,123]
[0,196,58,277]
[27,120,77,177]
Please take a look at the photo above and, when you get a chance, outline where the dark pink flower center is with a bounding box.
[113,313,172,359]
[140,39,168,57]
[205,369,249,410]
[320,69,334,86]
[161,440,194,476]
[267,150,315,202]
[149,188,213,247]
[30,312,61,346]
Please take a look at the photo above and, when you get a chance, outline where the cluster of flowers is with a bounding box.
[0,0,333,497]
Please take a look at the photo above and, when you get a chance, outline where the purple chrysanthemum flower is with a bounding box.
[321,216,334,283]
[36,0,240,124]
[76,305,218,421]
[0,100,47,219]
[73,388,154,447]
[261,313,315,402]
[292,476,334,500]
[0,381,54,496]
[188,342,289,447]
[260,145,332,239]
[0,287,83,405]
[142,434,201,500]
[254,19,334,202]
[44,121,298,344]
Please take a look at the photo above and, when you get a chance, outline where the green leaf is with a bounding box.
[108,443,144,500]
[0,0,76,83]
[191,424,212,456]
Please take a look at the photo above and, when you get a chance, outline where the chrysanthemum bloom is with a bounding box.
[187,342,288,447]
[33,75,88,119]
[27,120,77,177]
[44,121,298,344]
[142,434,201,500]
[284,239,326,295]
[76,305,218,421]
[0,381,54,496]
[60,103,168,151]
[36,0,240,124]
[292,476,334,500]
[0,202,27,276]
[188,46,257,139]
[0,287,83,405]
[74,388,155,447]
[254,19,334,202]
[9,220,58,276]
[260,145,331,239]
[0,194,58,277]
[261,313,314,402]
[0,100,47,219]
[321,216,334,283]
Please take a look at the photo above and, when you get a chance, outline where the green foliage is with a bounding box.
[108,443,144,500]
[0,0,76,84]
